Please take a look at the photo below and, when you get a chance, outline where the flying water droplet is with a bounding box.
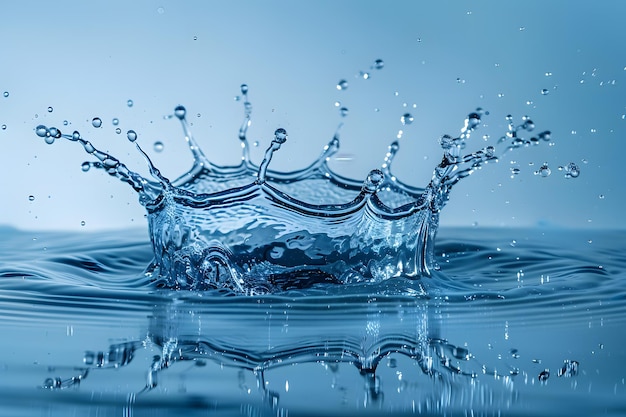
[174,105,186,120]
[72,131,81,141]
[35,125,48,138]
[126,130,137,142]
[564,162,580,178]
[340,107,349,117]
[112,118,119,126]
[80,220,86,226]
[360,71,370,80]
[92,117,102,128]
[535,163,551,177]
[541,88,549,95]
[538,369,550,382]
[2,91,8,98]
[336,80,348,90]
[363,169,384,193]
[115,128,121,134]
[127,99,134,107]
[1,124,6,130]
[81,162,91,172]
[153,141,164,152]
[274,128,288,143]
[240,84,249,95]
[28,195,35,201]
[373,59,384,70]
[400,113,414,125]
[47,106,53,113]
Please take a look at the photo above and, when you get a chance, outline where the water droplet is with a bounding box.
[599,194,605,199]
[127,130,137,142]
[91,117,102,128]
[360,71,370,80]
[72,131,81,140]
[2,91,8,98]
[564,162,580,178]
[538,369,550,382]
[81,162,91,172]
[373,59,384,70]
[63,120,69,126]
[439,134,453,149]
[240,84,249,95]
[80,220,86,226]
[115,128,121,134]
[1,124,6,130]
[541,88,549,95]
[557,360,579,377]
[336,80,348,90]
[400,113,414,125]
[274,128,288,143]
[112,118,119,126]
[35,125,48,137]
[340,107,349,117]
[535,163,551,177]
[174,105,186,119]
[127,99,134,107]
[363,169,384,193]
[153,141,164,152]
[47,106,53,113]
[334,101,341,107]
[545,72,553,76]
[193,35,198,41]
[157,7,164,14]
[28,195,35,201]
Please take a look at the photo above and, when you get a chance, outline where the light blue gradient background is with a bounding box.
[1,0,624,230]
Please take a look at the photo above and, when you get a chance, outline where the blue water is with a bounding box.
[1,225,624,416]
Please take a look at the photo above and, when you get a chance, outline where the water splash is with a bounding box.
[34,86,550,294]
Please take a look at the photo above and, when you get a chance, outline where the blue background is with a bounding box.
[1,0,624,230]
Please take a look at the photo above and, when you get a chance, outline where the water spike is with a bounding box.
[173,105,211,169]
[238,84,253,166]
[257,128,287,184]
[381,141,400,173]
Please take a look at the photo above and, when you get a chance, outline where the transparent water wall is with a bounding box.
[1,1,625,416]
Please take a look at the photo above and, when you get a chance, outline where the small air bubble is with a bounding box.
[2,91,8,98]
[91,117,102,128]
[336,80,348,90]
[157,7,164,14]
[400,113,414,125]
[126,130,137,142]
[153,141,164,152]
[112,118,119,126]
[47,106,53,113]
[373,59,384,70]
[28,195,35,201]
[127,99,134,107]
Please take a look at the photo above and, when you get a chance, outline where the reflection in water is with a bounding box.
[39,294,533,415]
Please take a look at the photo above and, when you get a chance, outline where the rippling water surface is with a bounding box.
[1,226,624,416]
